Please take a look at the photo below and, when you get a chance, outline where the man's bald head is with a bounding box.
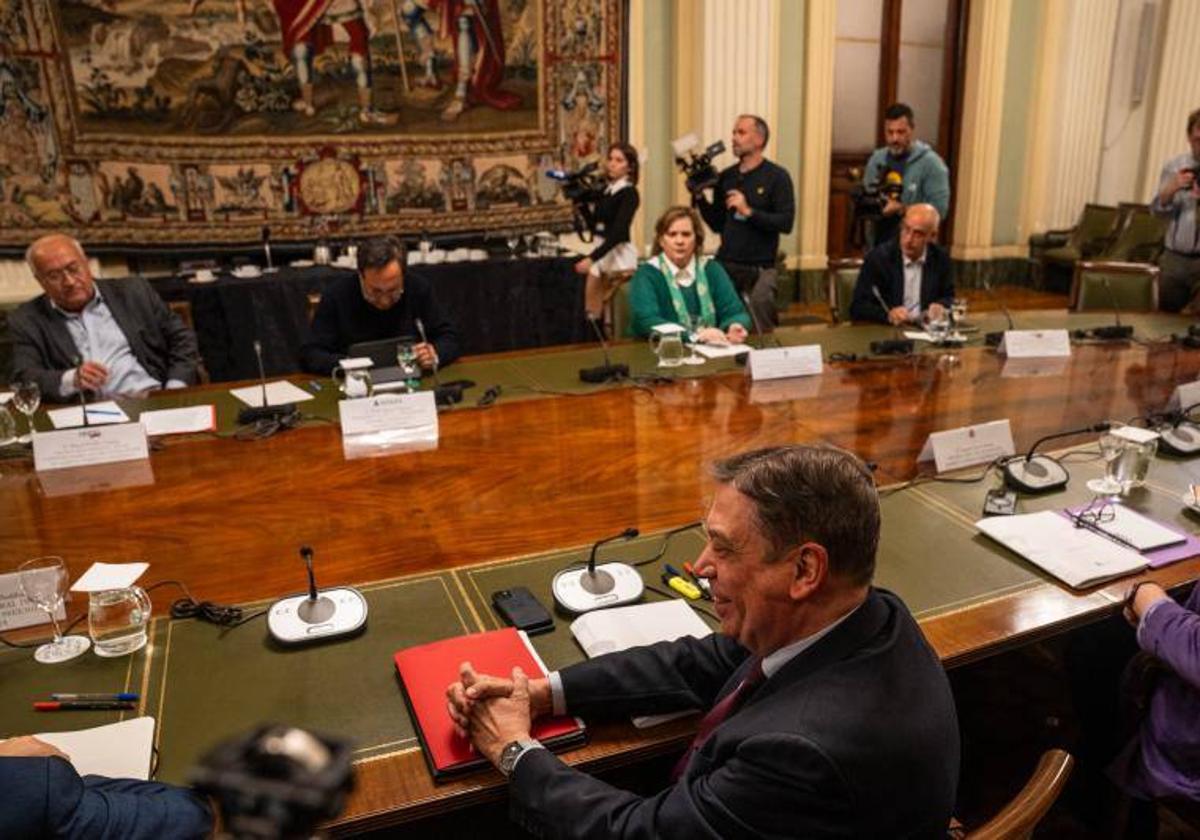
[899,203,940,262]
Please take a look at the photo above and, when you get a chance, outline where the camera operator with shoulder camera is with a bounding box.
[691,115,795,332]
[572,143,642,322]
[1151,107,1200,312]
[862,103,950,246]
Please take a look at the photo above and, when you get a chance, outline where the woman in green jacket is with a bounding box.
[629,206,752,342]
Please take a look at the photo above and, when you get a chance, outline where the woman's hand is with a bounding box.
[694,326,728,344]
[726,323,749,344]
[574,258,593,275]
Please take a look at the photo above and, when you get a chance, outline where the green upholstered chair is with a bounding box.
[826,258,864,323]
[612,277,634,339]
[1070,261,1159,312]
[1030,203,1120,265]
[1098,206,1168,263]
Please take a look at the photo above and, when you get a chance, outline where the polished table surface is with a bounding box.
[3,310,1200,833]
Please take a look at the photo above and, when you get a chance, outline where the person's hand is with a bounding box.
[927,302,947,322]
[1123,582,1169,626]
[464,665,536,767]
[887,306,910,326]
[724,189,751,217]
[414,342,438,370]
[1173,168,1196,194]
[446,661,551,739]
[574,258,593,276]
[726,323,749,344]
[883,197,905,216]
[0,736,68,760]
[694,326,728,344]
[74,360,109,392]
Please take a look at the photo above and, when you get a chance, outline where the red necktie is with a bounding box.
[670,658,765,782]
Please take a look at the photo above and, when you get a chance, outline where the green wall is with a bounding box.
[992,0,1042,245]
[639,1,676,247]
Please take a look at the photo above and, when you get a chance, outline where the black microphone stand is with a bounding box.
[868,286,914,355]
[980,277,1015,347]
[579,316,629,383]
[237,340,297,425]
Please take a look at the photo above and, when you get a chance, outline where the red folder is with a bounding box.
[393,627,587,781]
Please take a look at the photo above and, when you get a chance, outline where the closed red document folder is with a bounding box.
[393,627,587,781]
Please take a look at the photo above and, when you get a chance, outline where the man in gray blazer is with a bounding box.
[10,234,199,402]
[448,445,960,839]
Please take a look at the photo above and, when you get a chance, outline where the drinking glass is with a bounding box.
[88,586,152,657]
[1085,425,1159,496]
[523,231,537,256]
[396,343,422,392]
[652,333,685,367]
[0,407,16,445]
[10,380,40,442]
[682,314,707,364]
[951,298,968,326]
[18,556,90,664]
[926,315,950,344]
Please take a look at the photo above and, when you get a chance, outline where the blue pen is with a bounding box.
[308,381,322,393]
[49,692,139,701]
[86,409,123,416]
[664,563,686,580]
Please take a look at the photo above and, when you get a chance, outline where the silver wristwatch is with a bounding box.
[498,738,542,777]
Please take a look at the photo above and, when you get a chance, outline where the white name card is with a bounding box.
[0,568,66,631]
[918,419,1016,473]
[998,329,1071,358]
[32,422,150,472]
[747,346,823,381]
[1166,380,1200,412]
[339,391,438,438]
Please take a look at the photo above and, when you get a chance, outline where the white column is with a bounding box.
[798,0,836,270]
[700,0,777,170]
[1139,0,1200,198]
[1042,0,1121,228]
[950,0,1012,260]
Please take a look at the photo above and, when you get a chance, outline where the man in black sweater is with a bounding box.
[300,236,460,374]
[694,114,795,331]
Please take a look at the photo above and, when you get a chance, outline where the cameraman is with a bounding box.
[574,143,641,322]
[863,103,950,245]
[693,115,795,331]
[1150,107,1200,312]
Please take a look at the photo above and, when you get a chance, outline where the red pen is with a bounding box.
[682,562,712,599]
[34,701,136,711]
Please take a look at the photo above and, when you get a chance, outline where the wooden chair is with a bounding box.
[1030,204,1120,290]
[598,270,635,338]
[962,749,1074,840]
[1070,261,1159,312]
[826,258,864,323]
[1097,206,1168,263]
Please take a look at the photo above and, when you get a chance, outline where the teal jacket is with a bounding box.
[864,140,950,219]
[629,258,751,338]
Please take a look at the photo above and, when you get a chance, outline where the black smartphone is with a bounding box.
[982,487,1018,517]
[492,587,554,635]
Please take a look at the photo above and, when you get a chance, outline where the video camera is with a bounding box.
[189,724,354,839]
[850,168,904,221]
[546,161,605,205]
[672,133,726,194]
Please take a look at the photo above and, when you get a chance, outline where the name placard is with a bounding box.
[1166,380,1200,412]
[339,392,438,438]
[0,568,66,631]
[918,419,1016,473]
[998,329,1071,358]
[32,422,150,473]
[747,345,823,381]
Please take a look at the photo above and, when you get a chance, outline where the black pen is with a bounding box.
[1067,509,1140,552]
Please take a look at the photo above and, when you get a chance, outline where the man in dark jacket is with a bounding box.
[850,203,955,325]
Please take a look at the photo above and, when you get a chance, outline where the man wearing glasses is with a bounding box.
[10,234,200,402]
[301,235,460,374]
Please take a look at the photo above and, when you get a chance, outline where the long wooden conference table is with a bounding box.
[3,310,1200,834]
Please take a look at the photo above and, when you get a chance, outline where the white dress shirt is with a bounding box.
[902,253,925,320]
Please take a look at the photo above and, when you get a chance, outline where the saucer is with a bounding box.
[290,259,315,268]
[189,274,218,284]
[232,268,262,279]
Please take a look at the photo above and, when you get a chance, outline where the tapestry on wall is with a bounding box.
[0,0,625,246]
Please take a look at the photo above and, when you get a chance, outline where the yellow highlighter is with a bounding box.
[662,566,701,600]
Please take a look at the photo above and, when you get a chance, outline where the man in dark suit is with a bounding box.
[0,735,212,839]
[10,234,200,402]
[447,445,960,839]
[850,203,955,325]
[300,235,460,374]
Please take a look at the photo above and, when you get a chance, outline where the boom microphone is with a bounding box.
[579,316,629,383]
[741,291,779,348]
[236,340,297,425]
[981,277,1015,347]
[868,286,915,355]
[1078,276,1134,341]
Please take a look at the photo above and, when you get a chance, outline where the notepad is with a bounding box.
[47,401,130,429]
[691,343,748,359]
[139,405,216,436]
[393,628,586,781]
[35,717,155,780]
[1062,504,1187,552]
[570,600,712,728]
[976,510,1147,589]
[229,380,314,408]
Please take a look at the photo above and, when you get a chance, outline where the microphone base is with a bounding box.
[1159,422,1200,456]
[1003,455,1070,494]
[984,331,1005,348]
[237,403,297,425]
[550,562,644,614]
[869,339,915,356]
[1074,325,1133,341]
[267,586,368,645]
[433,384,464,406]
[579,363,629,383]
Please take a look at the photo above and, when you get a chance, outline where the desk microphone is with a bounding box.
[981,277,1015,347]
[579,316,629,383]
[868,286,915,355]
[740,291,779,348]
[237,340,297,425]
[1078,276,1134,341]
[261,225,277,274]
[1155,400,1200,456]
[415,317,462,406]
[71,355,90,426]
[1002,422,1111,493]
[266,545,368,645]
[551,526,644,613]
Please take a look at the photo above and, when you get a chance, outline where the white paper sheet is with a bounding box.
[691,342,748,359]
[36,717,155,780]
[229,380,314,408]
[47,402,130,429]
[70,562,148,593]
[139,405,216,436]
[0,391,11,404]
